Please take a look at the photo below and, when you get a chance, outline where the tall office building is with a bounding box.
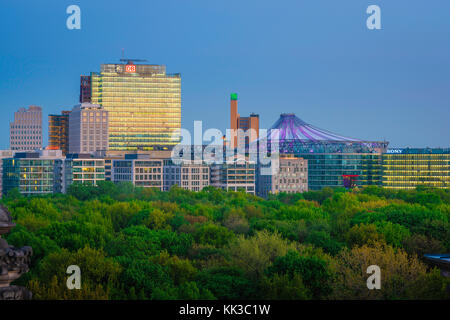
[9,105,43,151]
[48,111,71,155]
[229,93,259,150]
[68,103,109,154]
[83,60,181,151]
[80,75,91,103]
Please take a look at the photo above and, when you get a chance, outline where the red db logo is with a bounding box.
[125,64,136,73]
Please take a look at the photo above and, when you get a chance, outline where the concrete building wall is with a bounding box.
[9,105,43,151]
[69,103,108,154]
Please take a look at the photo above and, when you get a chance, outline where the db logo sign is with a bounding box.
[125,64,136,73]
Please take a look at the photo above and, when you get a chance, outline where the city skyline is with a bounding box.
[1,0,449,150]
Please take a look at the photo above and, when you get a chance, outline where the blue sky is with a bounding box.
[0,0,449,148]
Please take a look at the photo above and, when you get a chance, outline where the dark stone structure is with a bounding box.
[0,204,33,300]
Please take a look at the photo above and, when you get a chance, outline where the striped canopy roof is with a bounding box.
[267,113,361,142]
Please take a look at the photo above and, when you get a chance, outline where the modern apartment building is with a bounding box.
[2,150,64,196]
[258,155,308,198]
[68,103,109,154]
[9,105,43,151]
[112,154,163,190]
[211,158,256,194]
[382,148,449,189]
[85,60,181,151]
[163,159,210,191]
[48,111,71,155]
[229,93,259,150]
[64,154,105,189]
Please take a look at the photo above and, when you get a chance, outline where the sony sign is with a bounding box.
[387,149,403,154]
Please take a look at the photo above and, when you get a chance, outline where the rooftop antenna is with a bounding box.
[120,58,148,64]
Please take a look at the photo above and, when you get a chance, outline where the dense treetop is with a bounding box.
[3,182,449,300]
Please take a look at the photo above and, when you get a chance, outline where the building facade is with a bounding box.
[9,105,43,151]
[229,93,259,150]
[64,154,105,189]
[258,155,308,198]
[80,75,91,103]
[112,154,163,190]
[163,160,210,192]
[68,103,109,154]
[2,150,64,196]
[211,159,256,194]
[86,61,181,151]
[48,111,70,155]
[0,150,15,197]
[382,148,449,189]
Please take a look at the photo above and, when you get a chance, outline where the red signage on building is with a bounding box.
[125,64,136,73]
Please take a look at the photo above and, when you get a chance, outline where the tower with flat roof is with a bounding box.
[83,60,181,151]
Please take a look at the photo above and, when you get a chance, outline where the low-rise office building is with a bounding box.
[258,155,308,198]
[64,154,105,189]
[210,158,256,194]
[382,148,449,189]
[163,160,210,192]
[112,154,163,190]
[2,150,64,196]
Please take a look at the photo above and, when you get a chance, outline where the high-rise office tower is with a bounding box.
[48,111,71,155]
[9,105,43,151]
[80,75,91,103]
[83,60,181,151]
[68,103,109,154]
[229,93,259,149]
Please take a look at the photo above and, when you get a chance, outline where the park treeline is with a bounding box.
[2,183,450,300]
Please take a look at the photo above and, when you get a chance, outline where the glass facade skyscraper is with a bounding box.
[382,148,449,189]
[88,62,181,151]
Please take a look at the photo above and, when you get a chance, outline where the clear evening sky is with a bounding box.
[0,0,449,149]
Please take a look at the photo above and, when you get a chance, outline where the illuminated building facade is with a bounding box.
[2,150,64,196]
[48,111,70,155]
[64,154,105,188]
[382,148,449,189]
[87,61,181,151]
